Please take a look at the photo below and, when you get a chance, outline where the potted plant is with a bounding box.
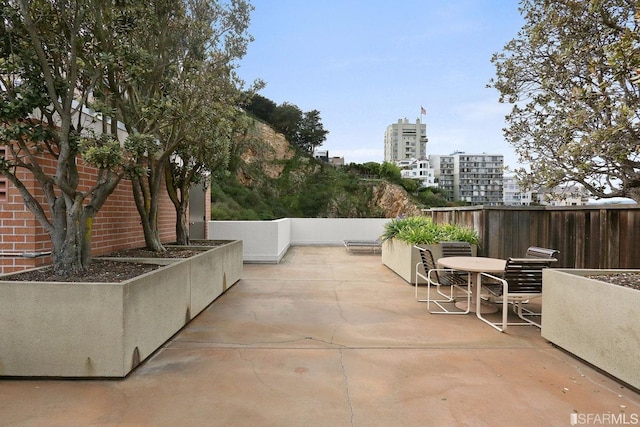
[380,216,479,283]
[541,269,640,390]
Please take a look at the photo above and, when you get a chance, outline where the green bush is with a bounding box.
[380,216,479,245]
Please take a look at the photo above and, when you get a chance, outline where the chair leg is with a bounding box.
[416,265,458,304]
[475,290,507,332]
[477,297,542,332]
[427,274,470,315]
[415,263,429,302]
[514,302,541,328]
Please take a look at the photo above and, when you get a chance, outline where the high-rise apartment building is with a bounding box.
[384,118,427,162]
[428,152,504,205]
[452,153,504,205]
[428,154,456,199]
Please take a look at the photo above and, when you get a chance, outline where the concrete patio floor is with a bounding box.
[1,246,639,427]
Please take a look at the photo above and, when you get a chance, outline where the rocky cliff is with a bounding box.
[370,181,422,217]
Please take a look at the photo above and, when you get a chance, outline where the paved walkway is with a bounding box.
[1,246,639,426]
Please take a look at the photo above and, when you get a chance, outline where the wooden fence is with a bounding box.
[424,205,640,269]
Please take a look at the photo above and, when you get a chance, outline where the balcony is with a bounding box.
[1,215,639,425]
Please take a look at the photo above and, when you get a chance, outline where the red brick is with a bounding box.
[1,151,178,273]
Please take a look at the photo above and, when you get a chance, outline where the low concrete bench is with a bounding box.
[343,239,382,254]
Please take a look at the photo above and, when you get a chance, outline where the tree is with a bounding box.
[379,161,402,184]
[165,101,250,245]
[489,0,640,202]
[0,0,129,275]
[298,109,328,154]
[156,1,258,246]
[95,0,256,251]
[244,93,276,122]
[271,102,302,144]
[243,95,328,153]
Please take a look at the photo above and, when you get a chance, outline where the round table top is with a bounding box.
[437,256,506,273]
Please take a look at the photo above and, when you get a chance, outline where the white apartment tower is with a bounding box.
[452,152,503,205]
[384,118,427,162]
[428,152,504,205]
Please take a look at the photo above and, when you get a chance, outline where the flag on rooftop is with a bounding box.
[420,106,426,115]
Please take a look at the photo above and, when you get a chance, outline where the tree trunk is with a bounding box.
[175,203,190,246]
[164,163,193,246]
[49,198,92,276]
[142,220,165,252]
[130,159,166,253]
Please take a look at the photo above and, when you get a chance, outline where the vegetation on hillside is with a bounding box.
[211,125,452,220]
[243,94,329,154]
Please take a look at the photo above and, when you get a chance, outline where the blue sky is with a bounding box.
[237,0,525,168]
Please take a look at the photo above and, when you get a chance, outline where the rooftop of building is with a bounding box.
[2,246,638,426]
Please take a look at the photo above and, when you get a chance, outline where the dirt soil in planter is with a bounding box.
[3,246,213,283]
[4,260,162,283]
[107,247,207,259]
[586,273,640,290]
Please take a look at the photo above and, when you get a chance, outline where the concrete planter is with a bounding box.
[542,269,640,390]
[381,239,476,284]
[0,240,242,378]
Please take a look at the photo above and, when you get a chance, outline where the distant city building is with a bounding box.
[393,152,504,204]
[535,185,590,206]
[383,117,502,204]
[397,158,437,188]
[503,176,590,206]
[427,152,504,205]
[427,154,456,199]
[328,156,345,167]
[314,150,329,162]
[384,118,427,162]
[450,152,503,205]
[503,175,533,206]
[313,149,344,167]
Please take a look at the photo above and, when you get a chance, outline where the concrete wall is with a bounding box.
[542,269,640,390]
[209,218,390,262]
[290,218,388,245]
[209,219,290,263]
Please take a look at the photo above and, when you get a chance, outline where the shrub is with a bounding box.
[380,216,479,245]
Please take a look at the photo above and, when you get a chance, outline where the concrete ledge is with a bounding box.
[542,269,640,390]
[210,218,389,263]
[0,240,243,378]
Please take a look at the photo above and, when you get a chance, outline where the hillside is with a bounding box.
[210,119,424,219]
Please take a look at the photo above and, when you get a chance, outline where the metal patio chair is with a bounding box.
[477,257,555,332]
[440,241,473,258]
[525,246,559,260]
[440,241,473,283]
[415,246,471,314]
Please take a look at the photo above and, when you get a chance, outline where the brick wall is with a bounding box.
[0,151,178,273]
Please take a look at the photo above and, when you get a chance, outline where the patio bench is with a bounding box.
[343,239,382,254]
